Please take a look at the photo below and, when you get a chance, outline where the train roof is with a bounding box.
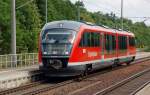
[42,20,84,31]
[42,20,134,36]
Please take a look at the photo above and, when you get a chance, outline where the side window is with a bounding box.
[79,32,89,47]
[95,33,100,46]
[118,36,127,50]
[112,35,116,50]
[79,31,100,47]
[129,37,135,46]
[105,34,116,53]
[105,34,110,51]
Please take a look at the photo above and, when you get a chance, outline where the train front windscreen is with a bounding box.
[41,29,76,55]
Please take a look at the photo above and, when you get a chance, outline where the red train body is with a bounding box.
[38,20,136,77]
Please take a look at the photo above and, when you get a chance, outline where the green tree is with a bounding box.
[16,0,41,53]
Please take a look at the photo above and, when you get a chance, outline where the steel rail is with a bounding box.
[130,81,150,95]
[21,80,74,95]
[93,68,150,95]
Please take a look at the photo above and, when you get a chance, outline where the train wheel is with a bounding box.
[131,56,135,61]
[75,71,86,81]
[126,60,132,65]
[83,68,88,76]
[85,64,92,75]
[126,61,131,65]
[75,64,92,81]
[112,59,120,67]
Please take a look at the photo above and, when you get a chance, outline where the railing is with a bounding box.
[0,53,38,70]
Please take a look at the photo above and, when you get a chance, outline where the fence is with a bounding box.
[0,53,38,69]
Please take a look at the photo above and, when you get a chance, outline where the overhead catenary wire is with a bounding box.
[126,17,150,22]
[126,17,150,18]
[16,0,35,9]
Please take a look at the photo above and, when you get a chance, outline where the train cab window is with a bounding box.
[129,37,135,46]
[105,34,116,53]
[79,32,100,47]
[118,36,127,50]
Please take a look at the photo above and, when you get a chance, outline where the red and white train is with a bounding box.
[38,20,136,77]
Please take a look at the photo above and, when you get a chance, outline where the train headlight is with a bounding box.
[39,62,43,66]
[65,51,69,55]
[43,52,47,54]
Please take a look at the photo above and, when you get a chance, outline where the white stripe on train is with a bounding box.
[68,55,136,66]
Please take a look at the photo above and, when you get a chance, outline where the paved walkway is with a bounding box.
[136,52,150,59]
[135,83,150,95]
[0,65,38,73]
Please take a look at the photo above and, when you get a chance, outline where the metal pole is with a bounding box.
[11,0,16,54]
[11,0,17,64]
[77,0,80,21]
[78,5,80,21]
[121,0,124,31]
[46,0,48,23]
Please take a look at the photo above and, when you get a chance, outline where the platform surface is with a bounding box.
[0,65,38,74]
[135,83,150,95]
[0,65,40,89]
[0,65,39,81]
[135,52,150,59]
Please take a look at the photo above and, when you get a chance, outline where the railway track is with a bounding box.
[93,68,150,95]
[21,80,74,95]
[131,81,150,95]
[0,56,150,95]
[64,57,150,95]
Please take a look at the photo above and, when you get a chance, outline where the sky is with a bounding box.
[70,0,150,25]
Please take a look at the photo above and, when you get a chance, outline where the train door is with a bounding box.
[91,31,103,70]
[104,33,117,64]
[118,35,128,57]
[128,36,136,55]
[70,30,101,63]
[101,32,105,63]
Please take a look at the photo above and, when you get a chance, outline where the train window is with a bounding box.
[112,35,116,50]
[118,36,127,50]
[129,37,135,46]
[87,32,91,46]
[91,33,95,46]
[94,33,100,46]
[79,32,100,47]
[105,34,110,51]
[105,34,116,53]
[79,32,90,47]
[42,29,76,44]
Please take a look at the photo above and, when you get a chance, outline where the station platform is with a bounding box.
[0,65,38,73]
[135,52,150,59]
[135,83,150,95]
[0,65,41,89]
